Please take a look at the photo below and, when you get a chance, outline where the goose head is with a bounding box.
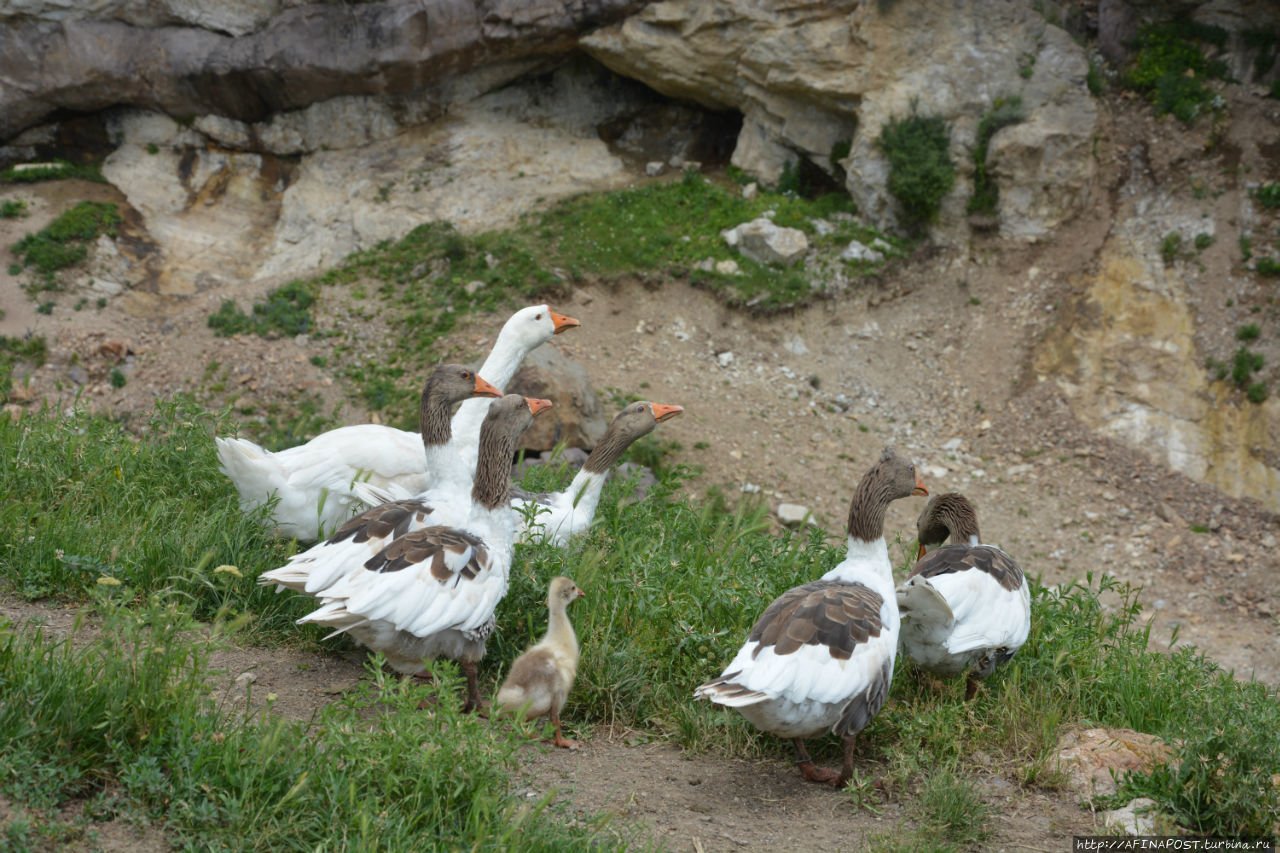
[583,401,683,473]
[500,305,581,354]
[915,492,980,558]
[426,364,503,406]
[548,575,585,609]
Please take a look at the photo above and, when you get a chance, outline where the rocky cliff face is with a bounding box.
[582,0,1099,245]
[0,0,649,141]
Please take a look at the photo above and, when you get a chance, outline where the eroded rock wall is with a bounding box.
[582,0,1099,244]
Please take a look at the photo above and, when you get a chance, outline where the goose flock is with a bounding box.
[218,303,1031,783]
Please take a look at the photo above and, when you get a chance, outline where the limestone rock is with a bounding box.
[1103,797,1159,836]
[841,240,884,263]
[1054,727,1175,802]
[506,344,607,454]
[776,503,813,527]
[722,218,808,267]
[583,0,1098,245]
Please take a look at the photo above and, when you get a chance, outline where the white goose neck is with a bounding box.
[564,468,607,511]
[821,536,892,586]
[479,335,536,391]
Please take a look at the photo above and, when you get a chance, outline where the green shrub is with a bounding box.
[1253,183,1280,209]
[1087,59,1107,95]
[878,110,956,233]
[1239,234,1253,261]
[968,96,1024,216]
[109,367,126,388]
[1193,232,1213,251]
[1,199,27,218]
[1161,232,1182,262]
[1236,324,1260,342]
[1232,346,1263,386]
[1125,20,1229,122]
[1246,382,1268,403]
[1257,257,1280,277]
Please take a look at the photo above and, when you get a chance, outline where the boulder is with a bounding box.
[1054,726,1175,802]
[506,344,607,454]
[722,218,808,267]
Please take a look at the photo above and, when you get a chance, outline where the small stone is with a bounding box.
[645,161,665,177]
[464,280,486,295]
[1227,553,1245,563]
[717,351,735,367]
[776,503,812,526]
[740,482,761,493]
[978,419,992,432]
[714,259,741,275]
[235,672,256,686]
[742,182,758,200]
[1006,463,1033,477]
[1262,534,1277,549]
[1103,797,1159,836]
[941,438,964,452]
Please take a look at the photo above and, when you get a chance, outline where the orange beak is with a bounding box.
[912,471,929,497]
[525,397,554,416]
[916,543,927,561]
[473,375,502,398]
[650,403,683,422]
[550,311,580,335]
[576,588,586,600]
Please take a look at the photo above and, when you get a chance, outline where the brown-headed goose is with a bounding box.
[511,401,683,546]
[215,305,577,541]
[296,394,551,712]
[896,492,1031,698]
[494,576,586,748]
[695,448,928,788]
[259,364,503,597]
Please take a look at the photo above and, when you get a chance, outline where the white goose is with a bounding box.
[215,304,578,541]
[511,401,682,546]
[896,492,1031,698]
[296,394,550,712]
[259,364,504,597]
[695,448,928,788]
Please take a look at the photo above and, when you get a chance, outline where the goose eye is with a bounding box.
[535,313,543,320]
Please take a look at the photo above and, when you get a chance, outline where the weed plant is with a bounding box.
[1,199,27,218]
[877,111,955,233]
[208,280,319,339]
[1258,257,1280,277]
[0,335,47,404]
[1252,183,1280,210]
[968,97,1024,216]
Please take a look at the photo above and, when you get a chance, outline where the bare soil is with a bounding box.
[2,87,1278,850]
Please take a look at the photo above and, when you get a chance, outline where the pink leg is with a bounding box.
[793,738,841,786]
[549,706,582,749]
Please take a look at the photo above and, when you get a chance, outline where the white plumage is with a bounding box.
[215,305,577,541]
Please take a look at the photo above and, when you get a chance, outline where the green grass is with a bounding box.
[1,199,28,218]
[4,403,1278,842]
[0,160,107,185]
[1161,232,1182,262]
[967,96,1024,216]
[1258,257,1280,277]
[0,334,47,404]
[213,176,897,427]
[11,201,122,289]
[1236,323,1261,342]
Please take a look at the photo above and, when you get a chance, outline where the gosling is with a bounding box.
[495,576,585,748]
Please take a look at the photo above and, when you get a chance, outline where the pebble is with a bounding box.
[717,351,735,367]
[776,503,813,526]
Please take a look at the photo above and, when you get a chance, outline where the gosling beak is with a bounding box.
[575,588,586,601]
[550,311,580,335]
[650,403,684,423]
[526,397,554,416]
[473,375,502,398]
[912,471,929,497]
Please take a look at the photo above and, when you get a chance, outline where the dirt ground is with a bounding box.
[2,86,1279,850]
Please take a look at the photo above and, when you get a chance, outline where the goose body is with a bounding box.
[512,402,682,546]
[897,493,1030,694]
[296,395,550,711]
[259,365,500,596]
[495,576,585,748]
[216,305,577,541]
[696,448,928,787]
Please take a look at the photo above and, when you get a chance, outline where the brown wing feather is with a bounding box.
[908,544,1024,592]
[328,499,433,545]
[748,581,884,661]
[363,526,488,585]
